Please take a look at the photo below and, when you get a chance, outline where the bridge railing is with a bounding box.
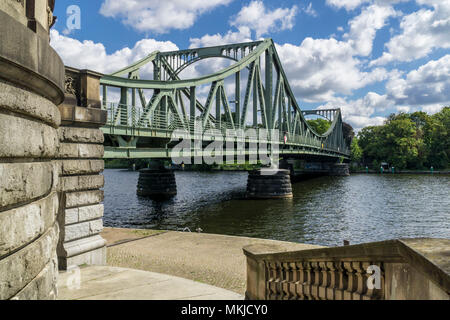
[102,102,349,155]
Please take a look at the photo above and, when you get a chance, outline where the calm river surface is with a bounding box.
[103,169,449,246]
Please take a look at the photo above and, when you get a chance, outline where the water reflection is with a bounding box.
[103,170,450,246]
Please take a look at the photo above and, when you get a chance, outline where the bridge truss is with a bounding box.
[100,39,349,161]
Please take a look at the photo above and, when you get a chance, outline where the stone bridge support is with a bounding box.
[0,1,64,299]
[56,68,108,270]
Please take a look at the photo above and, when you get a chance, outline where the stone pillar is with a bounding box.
[246,169,293,199]
[330,163,350,176]
[137,161,177,199]
[0,1,64,300]
[56,67,108,270]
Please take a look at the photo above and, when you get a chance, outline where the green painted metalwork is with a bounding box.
[100,39,350,160]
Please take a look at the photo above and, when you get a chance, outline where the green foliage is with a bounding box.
[350,137,362,163]
[307,118,331,135]
[357,107,450,169]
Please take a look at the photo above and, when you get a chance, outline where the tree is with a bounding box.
[307,118,331,135]
[356,107,449,170]
[350,137,362,163]
[424,107,450,168]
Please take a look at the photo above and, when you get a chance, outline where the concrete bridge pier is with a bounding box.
[329,163,350,176]
[246,169,293,199]
[137,161,177,199]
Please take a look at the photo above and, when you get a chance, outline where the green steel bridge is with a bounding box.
[99,39,349,163]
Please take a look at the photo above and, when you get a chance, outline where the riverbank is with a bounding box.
[351,170,450,174]
[101,227,323,294]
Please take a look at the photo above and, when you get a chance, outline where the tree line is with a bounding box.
[350,107,449,170]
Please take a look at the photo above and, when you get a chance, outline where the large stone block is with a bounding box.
[63,204,104,226]
[0,224,59,300]
[58,143,104,159]
[0,111,59,158]
[0,10,65,105]
[0,80,61,127]
[58,105,107,127]
[58,127,104,144]
[0,1,28,26]
[11,254,58,300]
[0,162,53,209]
[60,159,104,175]
[0,193,59,258]
[60,175,104,192]
[64,219,104,243]
[65,190,104,209]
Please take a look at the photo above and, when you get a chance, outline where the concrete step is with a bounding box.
[57,266,244,300]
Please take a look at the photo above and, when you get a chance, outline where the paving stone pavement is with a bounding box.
[103,228,322,295]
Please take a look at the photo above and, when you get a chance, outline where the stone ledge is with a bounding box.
[0,162,53,210]
[64,204,104,226]
[11,254,58,300]
[60,160,104,175]
[0,10,64,105]
[0,192,59,258]
[0,80,61,128]
[58,143,104,159]
[0,111,59,159]
[60,235,106,260]
[59,246,106,271]
[60,175,104,193]
[59,105,107,127]
[0,223,59,300]
[64,219,104,243]
[65,190,104,209]
[59,127,105,144]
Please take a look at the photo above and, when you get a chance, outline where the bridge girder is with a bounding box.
[100,39,350,159]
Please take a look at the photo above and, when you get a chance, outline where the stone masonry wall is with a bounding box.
[56,68,107,270]
[0,1,65,300]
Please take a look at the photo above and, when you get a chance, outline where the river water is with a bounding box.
[103,169,449,247]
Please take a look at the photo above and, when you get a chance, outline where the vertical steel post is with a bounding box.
[120,87,128,125]
[102,85,107,108]
[216,85,221,128]
[190,86,196,131]
[253,66,258,127]
[265,48,273,130]
[235,71,240,128]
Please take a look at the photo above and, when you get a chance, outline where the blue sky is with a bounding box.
[50,0,450,130]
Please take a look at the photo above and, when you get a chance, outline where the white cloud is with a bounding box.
[230,1,298,38]
[50,29,178,76]
[303,3,318,17]
[345,4,398,56]
[326,0,407,11]
[386,54,450,106]
[189,27,253,48]
[371,0,450,65]
[99,0,233,34]
[275,38,389,102]
[317,93,390,130]
[319,54,450,131]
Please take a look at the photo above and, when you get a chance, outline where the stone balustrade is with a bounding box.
[244,239,450,300]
